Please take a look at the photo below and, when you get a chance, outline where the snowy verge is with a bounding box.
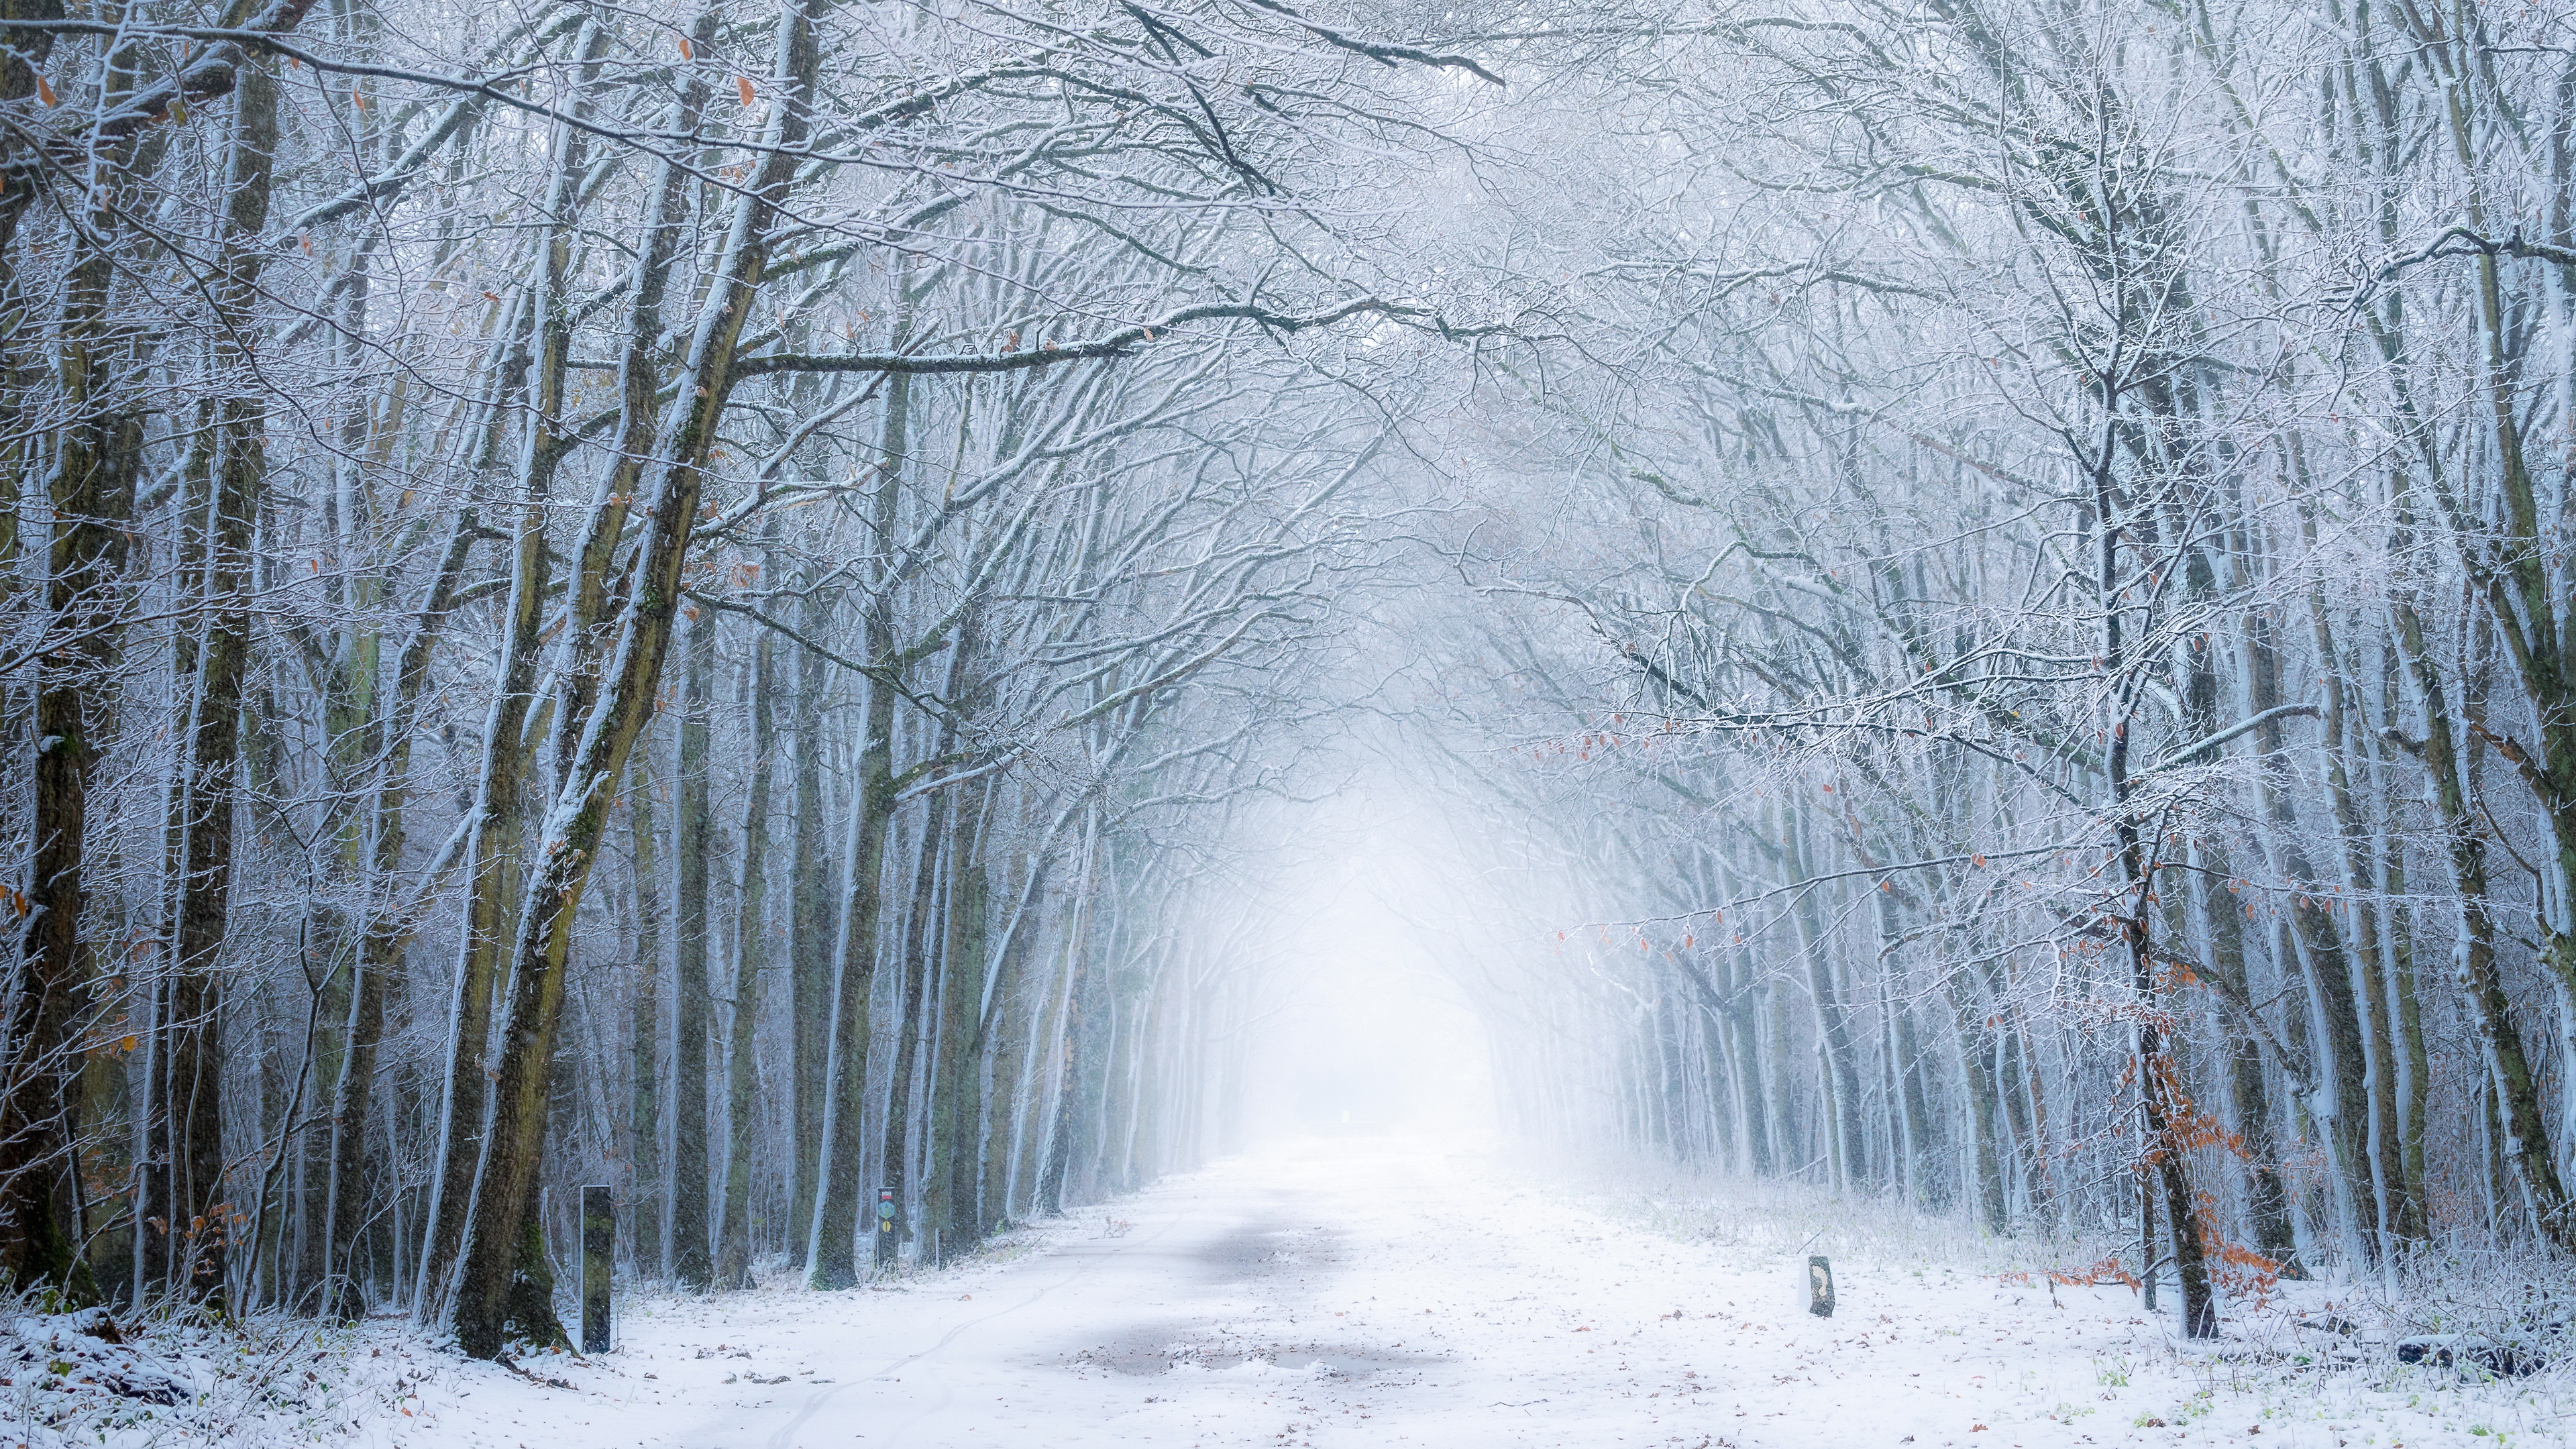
[1552,1146,2575,1448]
[1,1299,434,1449]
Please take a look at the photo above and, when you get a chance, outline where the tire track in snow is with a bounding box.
[757,1210,1189,1449]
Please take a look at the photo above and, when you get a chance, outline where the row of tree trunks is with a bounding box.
[435,0,827,1352]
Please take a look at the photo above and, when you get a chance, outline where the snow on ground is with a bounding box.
[14,1136,2563,1449]
[362,1136,2566,1449]
[2,1301,429,1448]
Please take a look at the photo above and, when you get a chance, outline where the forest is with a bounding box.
[1,0,2572,1381]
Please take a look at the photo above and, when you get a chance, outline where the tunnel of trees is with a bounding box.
[2,0,2572,1355]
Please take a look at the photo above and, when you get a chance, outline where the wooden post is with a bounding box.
[1807,1254,1835,1318]
[582,1184,614,1353]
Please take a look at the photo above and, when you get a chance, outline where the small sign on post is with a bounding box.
[875,1187,898,1268]
[581,1184,614,1353]
[1807,1254,1836,1318]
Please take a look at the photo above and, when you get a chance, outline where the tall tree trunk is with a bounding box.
[626,765,664,1277]
[930,773,991,1259]
[877,797,945,1271]
[979,859,1045,1230]
[1721,949,1774,1177]
[594,10,712,1283]
[670,613,715,1291]
[163,58,279,1307]
[2191,841,2303,1275]
[2098,471,2218,1338]
[808,367,910,1290]
[1,30,154,1307]
[413,279,546,1321]
[881,633,973,1266]
[1942,968,2006,1234]
[716,604,777,1290]
[1787,814,1868,1191]
[0,428,116,1300]
[2242,610,2375,1267]
[2373,784,2432,1246]
[786,582,833,1266]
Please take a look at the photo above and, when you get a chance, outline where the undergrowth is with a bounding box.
[1,1291,429,1449]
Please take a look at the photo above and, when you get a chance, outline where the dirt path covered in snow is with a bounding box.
[389,1138,2568,1449]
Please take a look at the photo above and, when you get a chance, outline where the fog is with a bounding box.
[1228,804,1501,1146]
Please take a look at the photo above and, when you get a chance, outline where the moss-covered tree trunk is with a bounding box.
[670,616,714,1291]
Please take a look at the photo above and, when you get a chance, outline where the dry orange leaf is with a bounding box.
[737,75,756,107]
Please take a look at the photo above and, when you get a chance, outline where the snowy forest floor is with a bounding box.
[13,1136,2569,1449]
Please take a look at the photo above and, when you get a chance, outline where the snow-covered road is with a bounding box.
[392,1138,2566,1449]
